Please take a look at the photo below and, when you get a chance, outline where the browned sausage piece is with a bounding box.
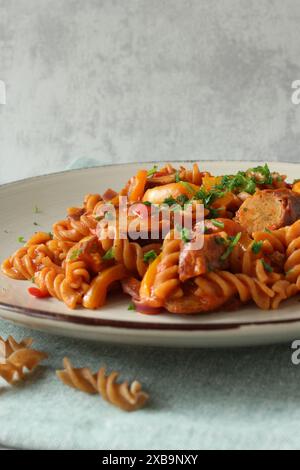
[235,189,300,234]
[178,232,229,282]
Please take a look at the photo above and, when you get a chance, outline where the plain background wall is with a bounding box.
[0,0,300,184]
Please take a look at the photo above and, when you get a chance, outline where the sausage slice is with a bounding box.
[235,189,300,234]
[178,232,229,282]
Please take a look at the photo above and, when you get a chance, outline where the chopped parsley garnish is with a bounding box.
[193,188,224,217]
[220,232,242,261]
[261,259,273,273]
[286,268,294,276]
[179,227,192,243]
[33,222,39,226]
[175,171,181,183]
[70,249,82,261]
[211,219,225,229]
[103,247,115,260]
[247,164,273,185]
[215,236,227,245]
[128,303,136,311]
[216,172,256,195]
[31,276,35,284]
[209,208,221,218]
[163,196,177,206]
[33,205,42,214]
[264,228,272,234]
[147,165,158,177]
[176,194,189,205]
[252,241,263,255]
[143,250,157,263]
[143,201,152,206]
[180,181,196,195]
[48,232,53,239]
[18,236,26,243]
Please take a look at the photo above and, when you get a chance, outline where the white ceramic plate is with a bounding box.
[1,161,300,348]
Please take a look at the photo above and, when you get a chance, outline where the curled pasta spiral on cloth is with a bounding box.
[56,357,149,412]
[0,336,47,384]
[0,336,33,359]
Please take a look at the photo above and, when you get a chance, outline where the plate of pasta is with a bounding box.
[1,161,300,348]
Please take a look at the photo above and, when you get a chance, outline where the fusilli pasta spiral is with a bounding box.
[56,357,149,412]
[0,336,47,384]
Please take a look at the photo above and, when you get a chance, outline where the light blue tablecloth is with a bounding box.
[0,316,300,450]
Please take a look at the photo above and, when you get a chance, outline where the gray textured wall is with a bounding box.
[0,0,300,184]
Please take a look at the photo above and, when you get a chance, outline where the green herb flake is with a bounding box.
[143,250,157,264]
[180,181,196,195]
[252,241,263,255]
[70,249,82,261]
[194,188,224,214]
[261,259,273,273]
[211,219,225,229]
[286,268,294,276]
[220,232,242,261]
[163,196,177,206]
[48,232,53,239]
[248,164,273,185]
[209,208,221,218]
[264,228,272,234]
[33,205,42,214]
[175,171,181,183]
[31,276,35,284]
[176,194,189,205]
[215,236,227,246]
[179,227,192,243]
[143,201,152,206]
[147,165,158,177]
[103,248,115,261]
[128,303,136,311]
[18,236,26,243]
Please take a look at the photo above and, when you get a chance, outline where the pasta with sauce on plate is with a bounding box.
[2,163,300,314]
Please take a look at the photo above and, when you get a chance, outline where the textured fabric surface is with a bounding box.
[0,317,299,450]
